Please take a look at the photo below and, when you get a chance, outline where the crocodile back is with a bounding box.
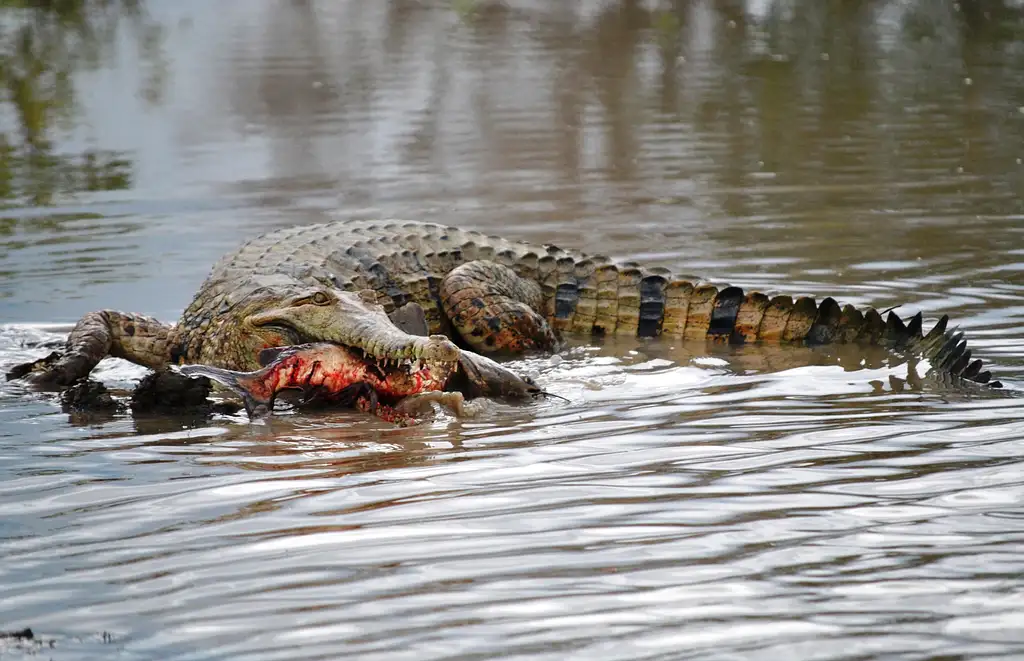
[204,220,596,331]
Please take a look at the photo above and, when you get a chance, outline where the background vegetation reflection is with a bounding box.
[0,0,167,206]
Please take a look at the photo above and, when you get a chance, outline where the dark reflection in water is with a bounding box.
[3,1,1024,660]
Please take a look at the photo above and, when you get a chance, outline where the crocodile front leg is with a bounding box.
[7,311,173,387]
[439,260,558,354]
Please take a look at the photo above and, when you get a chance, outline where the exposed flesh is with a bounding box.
[178,342,458,421]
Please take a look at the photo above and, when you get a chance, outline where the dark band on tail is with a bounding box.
[637,275,668,338]
[709,286,743,340]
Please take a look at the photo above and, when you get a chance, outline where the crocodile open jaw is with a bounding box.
[178,341,460,423]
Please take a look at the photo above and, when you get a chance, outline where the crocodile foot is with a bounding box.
[6,351,68,388]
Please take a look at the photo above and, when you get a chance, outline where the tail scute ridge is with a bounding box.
[841,306,999,388]
[906,312,923,338]
[950,350,971,376]
[686,285,1001,388]
[919,315,949,354]
[962,359,984,380]
[922,322,1001,388]
[885,311,909,347]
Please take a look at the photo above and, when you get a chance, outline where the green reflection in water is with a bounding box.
[0,0,163,207]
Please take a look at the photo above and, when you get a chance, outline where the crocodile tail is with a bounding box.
[495,251,999,388]
[177,364,270,416]
[582,273,1001,388]
[791,302,1001,388]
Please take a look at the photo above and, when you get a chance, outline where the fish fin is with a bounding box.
[177,364,268,418]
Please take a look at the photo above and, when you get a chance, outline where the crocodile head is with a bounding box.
[208,277,460,380]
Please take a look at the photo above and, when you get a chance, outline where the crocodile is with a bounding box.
[6,219,1002,411]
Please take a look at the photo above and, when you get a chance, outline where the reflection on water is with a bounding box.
[0,0,166,206]
[3,1,1024,659]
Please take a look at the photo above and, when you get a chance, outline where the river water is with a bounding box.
[3,1,1024,659]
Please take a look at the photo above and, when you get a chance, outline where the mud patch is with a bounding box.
[131,369,242,416]
[52,370,242,417]
[60,379,120,412]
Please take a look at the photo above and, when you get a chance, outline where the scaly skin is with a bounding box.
[8,219,1001,390]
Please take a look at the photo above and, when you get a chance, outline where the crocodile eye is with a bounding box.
[310,291,332,306]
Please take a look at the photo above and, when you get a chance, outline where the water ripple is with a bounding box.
[4,2,1024,660]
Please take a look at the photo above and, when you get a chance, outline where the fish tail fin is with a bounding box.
[176,364,271,417]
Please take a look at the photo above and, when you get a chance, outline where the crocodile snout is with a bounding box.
[419,334,460,364]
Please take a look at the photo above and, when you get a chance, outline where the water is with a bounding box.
[3,1,1024,659]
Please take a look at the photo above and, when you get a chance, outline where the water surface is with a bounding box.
[3,1,1024,659]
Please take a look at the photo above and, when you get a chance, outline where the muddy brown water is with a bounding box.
[3,2,1024,659]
